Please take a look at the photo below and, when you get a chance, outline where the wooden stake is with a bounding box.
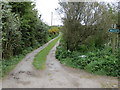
[111,24,116,54]
[112,33,116,54]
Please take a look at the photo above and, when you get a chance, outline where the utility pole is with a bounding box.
[51,12,53,26]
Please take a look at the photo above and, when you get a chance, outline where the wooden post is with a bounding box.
[112,33,116,54]
[111,24,116,54]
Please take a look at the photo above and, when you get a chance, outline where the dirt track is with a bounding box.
[1,39,118,88]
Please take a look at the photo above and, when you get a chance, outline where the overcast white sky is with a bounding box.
[35,0,119,26]
[35,0,61,26]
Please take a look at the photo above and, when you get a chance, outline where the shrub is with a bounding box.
[56,43,119,77]
[48,27,59,34]
[85,57,118,76]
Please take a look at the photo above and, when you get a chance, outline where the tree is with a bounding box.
[2,2,49,59]
[57,2,118,51]
[2,2,21,58]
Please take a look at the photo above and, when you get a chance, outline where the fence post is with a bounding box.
[111,24,116,54]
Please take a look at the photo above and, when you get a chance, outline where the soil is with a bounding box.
[1,40,118,88]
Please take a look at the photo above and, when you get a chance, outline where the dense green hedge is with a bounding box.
[2,2,49,59]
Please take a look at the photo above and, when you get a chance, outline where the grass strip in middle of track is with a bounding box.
[33,35,61,69]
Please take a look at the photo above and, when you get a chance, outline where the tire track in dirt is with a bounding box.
[1,38,118,88]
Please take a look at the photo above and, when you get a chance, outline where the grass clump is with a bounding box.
[33,34,61,69]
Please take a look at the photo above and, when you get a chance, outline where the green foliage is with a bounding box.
[58,2,117,51]
[56,2,118,77]
[78,44,88,52]
[47,34,58,41]
[56,42,119,77]
[1,46,37,78]
[2,55,24,78]
[47,26,60,41]
[2,2,49,59]
[1,2,50,78]
[85,57,118,76]
[33,34,61,69]
[2,2,21,58]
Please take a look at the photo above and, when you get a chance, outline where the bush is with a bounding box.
[85,57,118,76]
[48,27,59,34]
[78,44,88,52]
[56,43,119,77]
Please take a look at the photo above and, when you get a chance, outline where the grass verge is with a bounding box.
[1,34,61,78]
[33,34,61,69]
[1,47,34,78]
[1,34,58,79]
